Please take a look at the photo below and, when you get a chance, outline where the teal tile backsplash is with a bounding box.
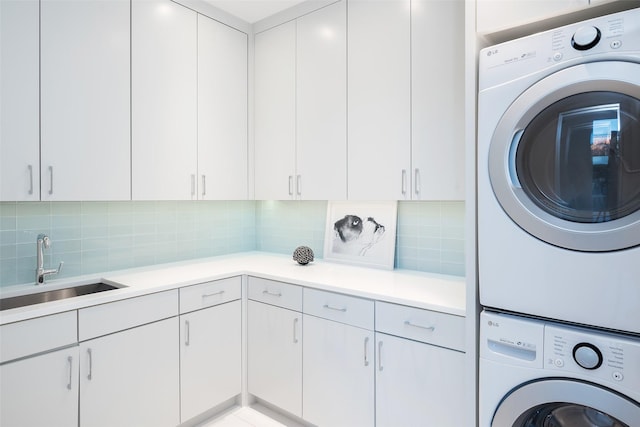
[0,200,464,288]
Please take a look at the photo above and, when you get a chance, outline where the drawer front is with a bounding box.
[180,276,241,314]
[375,302,465,352]
[248,277,302,312]
[303,288,373,330]
[79,290,178,341]
[0,311,77,363]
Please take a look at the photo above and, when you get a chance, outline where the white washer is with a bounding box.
[479,310,640,427]
[478,8,640,333]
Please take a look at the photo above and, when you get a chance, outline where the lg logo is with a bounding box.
[488,320,500,327]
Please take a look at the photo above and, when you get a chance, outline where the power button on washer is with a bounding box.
[553,52,563,61]
[610,40,622,49]
[613,371,624,381]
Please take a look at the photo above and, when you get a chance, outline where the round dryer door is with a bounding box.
[492,379,640,427]
[489,61,640,251]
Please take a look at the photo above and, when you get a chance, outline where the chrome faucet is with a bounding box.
[36,234,63,284]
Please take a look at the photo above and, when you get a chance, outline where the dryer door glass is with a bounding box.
[513,403,628,427]
[515,91,640,224]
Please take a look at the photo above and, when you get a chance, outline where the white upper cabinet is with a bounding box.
[254,1,347,200]
[197,15,248,200]
[41,0,131,201]
[411,0,465,200]
[132,0,198,200]
[476,0,589,34]
[347,0,411,200]
[0,0,39,201]
[295,0,347,200]
[254,21,297,200]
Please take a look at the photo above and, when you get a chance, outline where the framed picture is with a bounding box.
[323,201,397,270]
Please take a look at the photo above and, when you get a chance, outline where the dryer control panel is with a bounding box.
[544,324,640,395]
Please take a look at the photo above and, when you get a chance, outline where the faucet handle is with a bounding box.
[55,261,64,275]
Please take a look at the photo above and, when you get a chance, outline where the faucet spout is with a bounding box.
[36,234,63,285]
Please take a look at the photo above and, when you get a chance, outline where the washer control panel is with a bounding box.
[544,323,640,393]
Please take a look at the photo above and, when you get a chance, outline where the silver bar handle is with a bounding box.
[323,304,347,313]
[67,356,73,390]
[262,289,282,297]
[191,174,196,197]
[201,175,206,197]
[293,318,299,344]
[288,176,293,196]
[378,341,383,371]
[414,168,421,195]
[185,320,190,346]
[401,169,407,196]
[28,165,34,195]
[202,290,225,298]
[296,175,301,196]
[49,166,54,195]
[364,336,370,366]
[404,320,435,332]
[87,348,93,380]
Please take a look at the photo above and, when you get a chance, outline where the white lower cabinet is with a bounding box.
[79,317,180,427]
[375,333,465,427]
[180,300,242,422]
[0,346,79,427]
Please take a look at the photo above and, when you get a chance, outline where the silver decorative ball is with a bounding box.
[293,246,314,265]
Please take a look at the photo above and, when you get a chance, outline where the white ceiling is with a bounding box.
[204,0,307,23]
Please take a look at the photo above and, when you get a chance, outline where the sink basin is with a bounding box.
[0,283,120,311]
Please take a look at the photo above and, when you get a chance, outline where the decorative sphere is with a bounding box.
[293,246,314,265]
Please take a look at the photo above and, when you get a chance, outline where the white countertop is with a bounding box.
[0,252,465,325]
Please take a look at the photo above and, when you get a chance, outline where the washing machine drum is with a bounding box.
[491,379,640,427]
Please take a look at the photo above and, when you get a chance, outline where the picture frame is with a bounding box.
[323,201,397,270]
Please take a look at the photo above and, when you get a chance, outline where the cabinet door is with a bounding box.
[41,0,130,201]
[254,21,296,200]
[296,0,347,200]
[180,300,242,422]
[248,300,302,417]
[376,333,465,427]
[79,317,180,427]
[347,0,411,200]
[132,0,197,200]
[411,0,465,200]
[197,15,248,200]
[0,346,79,427]
[0,0,39,201]
[303,314,374,427]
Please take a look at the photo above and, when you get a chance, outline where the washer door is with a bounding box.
[492,379,640,427]
[489,61,640,251]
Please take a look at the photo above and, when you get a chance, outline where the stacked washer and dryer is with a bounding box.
[477,7,640,427]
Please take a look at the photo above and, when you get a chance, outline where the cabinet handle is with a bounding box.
[323,304,347,313]
[262,289,282,297]
[414,168,421,195]
[293,317,299,344]
[404,320,435,332]
[201,175,206,197]
[185,320,190,346]
[28,165,34,195]
[364,336,370,366]
[401,169,407,196]
[288,176,293,196]
[296,175,301,197]
[87,348,93,380]
[67,356,73,390]
[378,341,384,371]
[202,290,225,298]
[191,174,196,197]
[49,166,54,195]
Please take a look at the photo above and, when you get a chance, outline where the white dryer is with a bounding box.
[478,8,640,333]
[479,310,640,427]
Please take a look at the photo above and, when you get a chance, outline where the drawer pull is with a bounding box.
[364,336,370,366]
[87,348,93,380]
[202,290,225,298]
[378,341,384,372]
[262,289,282,297]
[404,320,435,332]
[185,320,190,346]
[67,356,73,390]
[293,317,299,344]
[323,304,347,313]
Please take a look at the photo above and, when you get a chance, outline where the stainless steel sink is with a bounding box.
[0,283,120,311]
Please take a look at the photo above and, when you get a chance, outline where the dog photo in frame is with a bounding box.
[323,201,397,269]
